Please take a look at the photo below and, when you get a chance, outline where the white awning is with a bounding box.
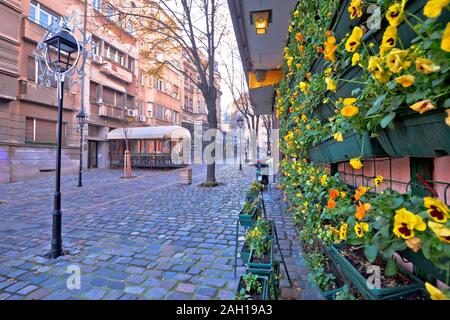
[107,125,191,140]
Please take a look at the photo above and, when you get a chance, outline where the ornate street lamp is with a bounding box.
[237,115,244,171]
[76,109,87,187]
[34,15,95,259]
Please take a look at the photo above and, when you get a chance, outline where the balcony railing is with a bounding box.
[18,80,77,110]
[100,59,133,84]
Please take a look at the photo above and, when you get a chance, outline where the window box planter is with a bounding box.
[248,240,274,271]
[322,285,350,300]
[246,190,260,202]
[376,110,450,158]
[309,132,386,164]
[248,262,280,300]
[398,248,449,285]
[327,244,423,300]
[240,242,250,265]
[239,205,258,228]
[235,274,269,300]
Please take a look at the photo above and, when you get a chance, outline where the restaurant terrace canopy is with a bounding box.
[107,125,191,168]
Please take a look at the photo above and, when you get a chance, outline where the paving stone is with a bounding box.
[176,283,196,294]
[17,285,38,295]
[83,288,106,299]
[124,286,145,295]
[144,287,169,299]
[26,287,51,300]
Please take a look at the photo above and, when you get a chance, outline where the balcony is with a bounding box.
[97,104,125,120]
[22,18,46,44]
[100,59,132,84]
[18,80,77,110]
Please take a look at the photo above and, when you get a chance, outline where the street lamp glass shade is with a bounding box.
[44,29,81,73]
[76,110,87,126]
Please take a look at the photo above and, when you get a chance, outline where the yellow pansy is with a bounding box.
[286,56,294,68]
[340,191,347,199]
[352,52,360,66]
[393,208,426,239]
[385,48,410,73]
[368,56,391,83]
[380,26,398,55]
[340,223,348,240]
[442,22,450,52]
[354,222,369,238]
[374,175,384,187]
[425,282,450,300]
[424,197,450,223]
[348,0,363,20]
[340,98,359,117]
[293,9,300,18]
[288,25,293,33]
[428,221,450,243]
[409,100,436,114]
[301,114,308,122]
[325,77,337,92]
[333,132,344,142]
[424,0,450,18]
[349,158,363,170]
[299,81,309,94]
[386,0,406,27]
[324,67,332,77]
[416,57,441,74]
[395,74,415,87]
[320,175,328,186]
[345,26,364,52]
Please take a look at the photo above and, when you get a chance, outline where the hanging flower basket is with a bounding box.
[327,244,423,300]
[376,110,450,157]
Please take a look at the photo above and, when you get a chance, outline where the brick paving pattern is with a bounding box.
[0,164,321,300]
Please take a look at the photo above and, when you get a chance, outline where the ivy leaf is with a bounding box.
[385,259,398,276]
[380,112,396,128]
[364,244,378,263]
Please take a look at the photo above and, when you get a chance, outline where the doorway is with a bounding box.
[88,140,98,168]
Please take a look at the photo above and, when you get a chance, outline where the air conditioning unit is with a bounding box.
[139,115,146,122]
[126,109,137,117]
[92,54,103,65]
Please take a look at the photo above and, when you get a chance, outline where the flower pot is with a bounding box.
[249,262,280,300]
[310,132,386,164]
[398,248,450,285]
[248,241,274,270]
[239,206,258,228]
[246,190,260,202]
[236,274,269,300]
[327,244,423,300]
[376,110,450,157]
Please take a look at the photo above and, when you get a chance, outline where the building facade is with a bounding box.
[0,0,222,183]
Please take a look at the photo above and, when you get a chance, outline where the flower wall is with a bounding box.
[276,0,450,296]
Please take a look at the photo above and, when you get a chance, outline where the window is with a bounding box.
[147,76,153,87]
[92,37,100,55]
[173,85,179,98]
[29,2,59,28]
[93,0,102,12]
[25,118,66,145]
[157,79,164,92]
[172,111,179,125]
[128,57,134,72]
[147,102,153,117]
[155,104,164,120]
[89,81,99,102]
[139,70,144,86]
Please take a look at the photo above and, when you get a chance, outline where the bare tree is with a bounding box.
[261,114,271,155]
[122,126,132,178]
[98,0,226,184]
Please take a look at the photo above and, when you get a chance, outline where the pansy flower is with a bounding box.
[393,208,426,239]
[424,197,449,223]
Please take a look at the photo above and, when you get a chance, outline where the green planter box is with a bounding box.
[250,262,280,300]
[240,242,250,265]
[377,110,450,157]
[309,132,386,164]
[236,274,269,300]
[239,206,258,228]
[398,248,449,285]
[330,0,355,42]
[327,244,423,300]
[246,190,260,202]
[248,241,274,270]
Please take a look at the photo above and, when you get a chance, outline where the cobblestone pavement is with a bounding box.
[0,164,321,300]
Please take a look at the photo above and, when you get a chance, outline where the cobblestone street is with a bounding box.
[0,164,320,300]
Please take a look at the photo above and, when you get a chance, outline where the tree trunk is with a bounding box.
[205,96,217,183]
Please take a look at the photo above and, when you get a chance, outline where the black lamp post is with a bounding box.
[76,110,86,187]
[44,28,80,259]
[237,115,244,171]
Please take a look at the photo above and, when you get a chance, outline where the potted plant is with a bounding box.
[235,272,269,300]
[238,197,261,228]
[246,181,262,201]
[247,227,274,270]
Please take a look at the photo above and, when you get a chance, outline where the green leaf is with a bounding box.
[385,259,398,276]
[386,80,397,90]
[366,93,387,116]
[364,244,378,263]
[380,112,396,128]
